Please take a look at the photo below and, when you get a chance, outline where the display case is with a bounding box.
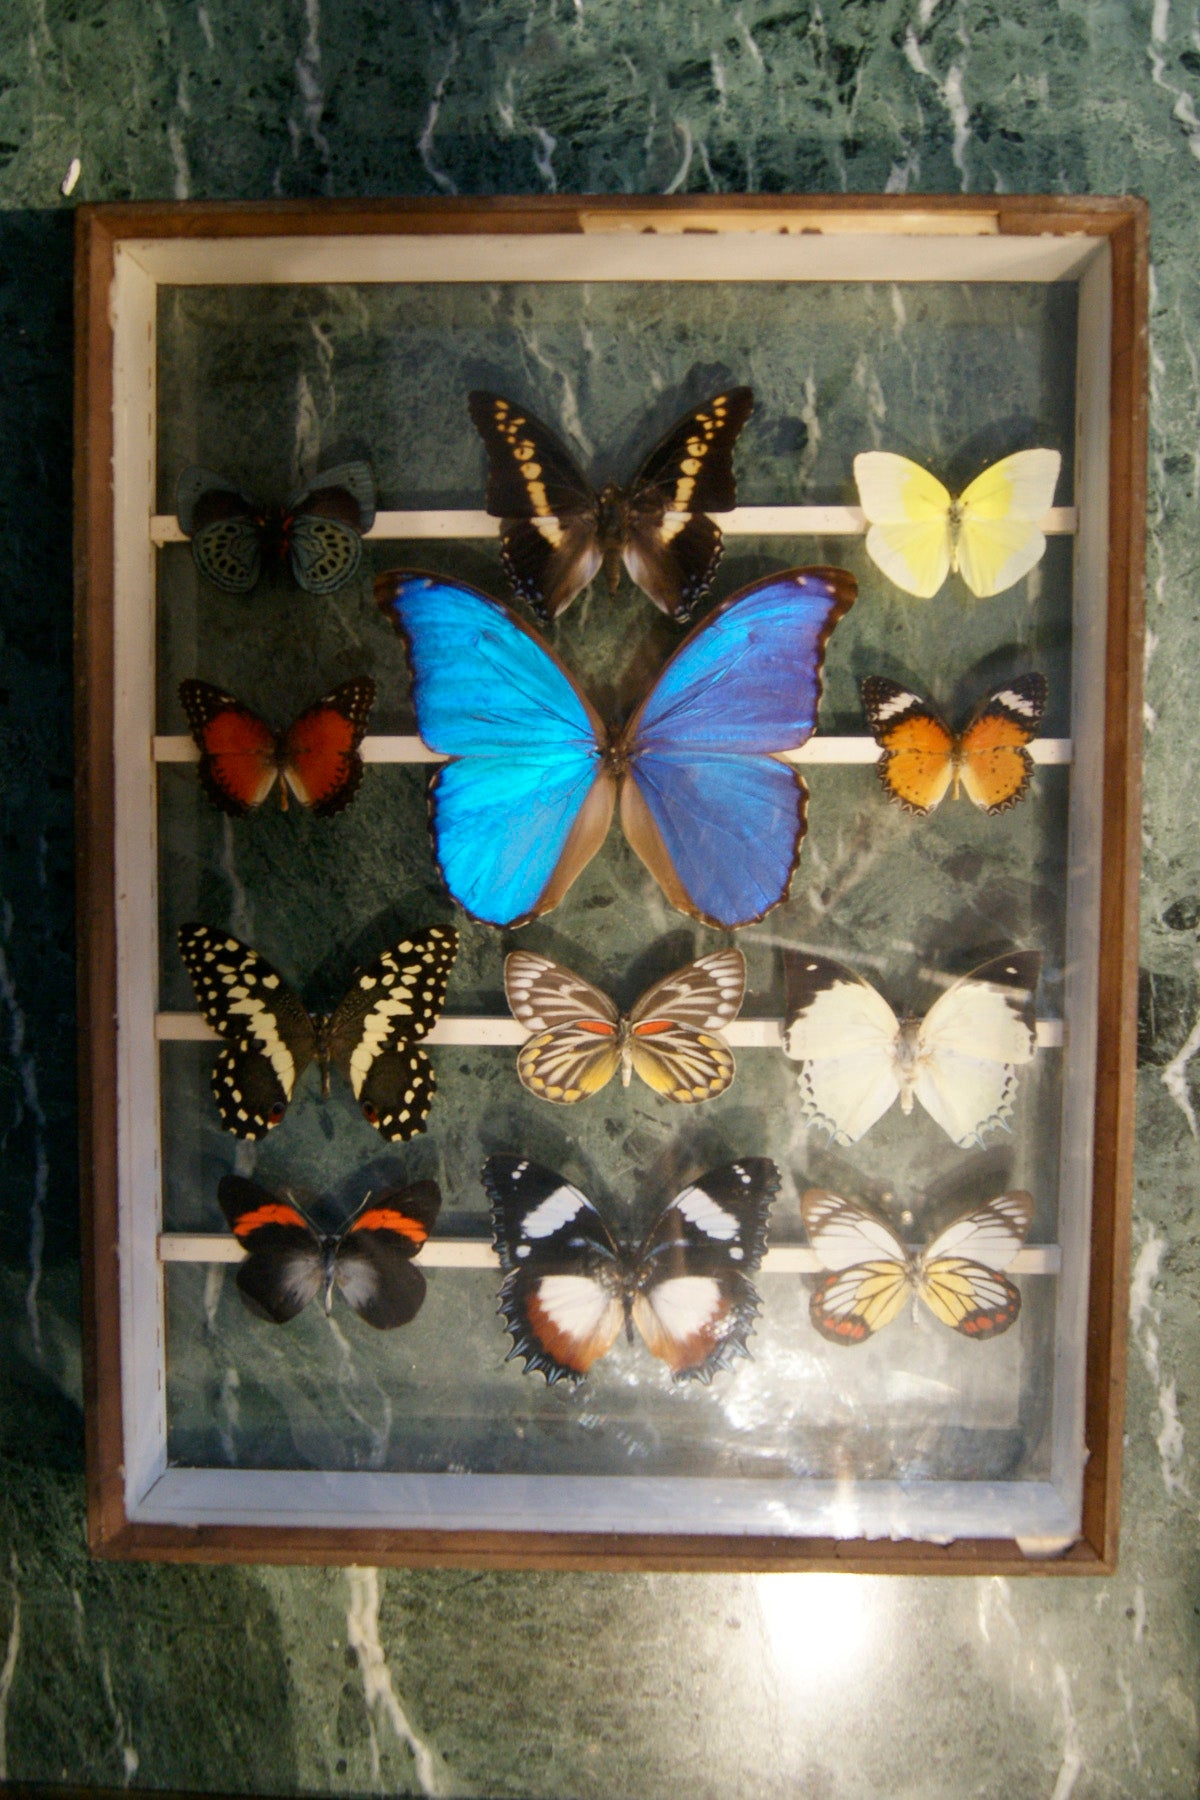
[75,195,1146,1569]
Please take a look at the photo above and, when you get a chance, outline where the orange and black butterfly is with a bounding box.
[218,1175,441,1328]
[179,678,375,818]
[860,673,1047,816]
[467,389,754,623]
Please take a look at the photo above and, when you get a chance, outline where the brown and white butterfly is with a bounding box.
[504,949,746,1104]
[468,388,754,623]
[800,1188,1033,1344]
[861,672,1047,816]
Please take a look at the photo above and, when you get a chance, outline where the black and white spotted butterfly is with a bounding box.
[483,1153,778,1385]
[468,389,754,623]
[176,462,376,595]
[178,923,458,1141]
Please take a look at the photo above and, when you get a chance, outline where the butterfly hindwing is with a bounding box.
[325,929,459,1140]
[180,926,317,1138]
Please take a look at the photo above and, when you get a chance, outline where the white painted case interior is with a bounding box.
[108,226,1111,1546]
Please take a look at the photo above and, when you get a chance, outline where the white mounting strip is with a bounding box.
[153,734,1074,768]
[150,504,1077,546]
[154,1012,1065,1050]
[157,1233,1062,1275]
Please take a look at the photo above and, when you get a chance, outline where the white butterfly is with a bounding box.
[800,1188,1033,1343]
[853,449,1062,599]
[782,950,1040,1147]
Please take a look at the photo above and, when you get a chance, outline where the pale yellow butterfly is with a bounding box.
[853,448,1062,599]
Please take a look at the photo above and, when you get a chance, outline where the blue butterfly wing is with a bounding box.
[377,573,614,926]
[621,568,856,927]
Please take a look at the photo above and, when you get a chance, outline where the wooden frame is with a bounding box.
[75,194,1147,1571]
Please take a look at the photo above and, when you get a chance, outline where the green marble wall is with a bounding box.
[0,2,1198,1796]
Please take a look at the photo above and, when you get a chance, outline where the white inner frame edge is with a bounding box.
[154,735,1074,767]
[149,504,1078,545]
[111,225,1111,1544]
[158,1234,1062,1274]
[154,1012,1065,1049]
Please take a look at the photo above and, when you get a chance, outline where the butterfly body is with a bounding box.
[177,462,376,595]
[377,565,855,929]
[853,449,1061,599]
[468,389,754,622]
[783,950,1040,1147]
[485,1153,777,1383]
[505,949,745,1103]
[800,1188,1033,1344]
[861,673,1047,816]
[219,1175,441,1328]
[179,924,457,1140]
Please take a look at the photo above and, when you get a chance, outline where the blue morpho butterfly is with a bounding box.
[374,565,856,930]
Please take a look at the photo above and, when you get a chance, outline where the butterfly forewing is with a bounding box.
[180,926,317,1138]
[326,929,458,1140]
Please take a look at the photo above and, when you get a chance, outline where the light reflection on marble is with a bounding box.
[1,0,1200,1794]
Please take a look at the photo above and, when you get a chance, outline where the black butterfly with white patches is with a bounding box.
[219,1174,442,1329]
[468,388,754,623]
[178,923,458,1141]
[483,1153,778,1385]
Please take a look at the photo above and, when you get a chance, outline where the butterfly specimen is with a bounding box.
[178,923,458,1141]
[218,1174,442,1328]
[505,948,745,1104]
[468,388,754,622]
[179,677,375,818]
[800,1188,1033,1344]
[176,461,376,594]
[852,449,1062,599]
[782,950,1040,1147]
[860,672,1047,816]
[484,1153,778,1384]
[376,565,855,930]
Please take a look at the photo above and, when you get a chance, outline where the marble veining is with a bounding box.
[0,0,1198,1795]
